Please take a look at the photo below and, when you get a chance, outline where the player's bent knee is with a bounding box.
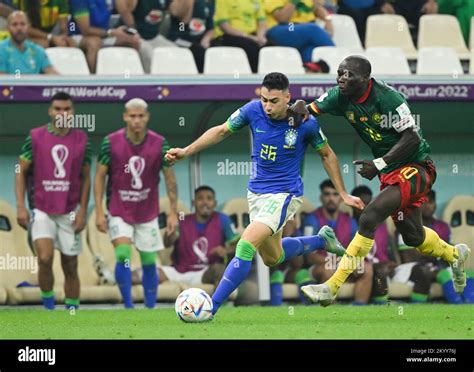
[115,244,132,263]
[358,208,379,233]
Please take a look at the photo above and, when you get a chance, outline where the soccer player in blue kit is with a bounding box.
[166,72,364,318]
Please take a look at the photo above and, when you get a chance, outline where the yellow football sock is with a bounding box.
[326,232,374,294]
[415,227,459,264]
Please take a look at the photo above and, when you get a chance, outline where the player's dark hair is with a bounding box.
[319,179,335,192]
[345,55,371,78]
[194,185,216,197]
[51,92,73,102]
[262,72,289,91]
[351,185,372,198]
[427,190,436,201]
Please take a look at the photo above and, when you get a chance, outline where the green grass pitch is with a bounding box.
[1,304,472,339]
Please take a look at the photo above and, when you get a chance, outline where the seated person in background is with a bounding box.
[304,179,374,305]
[115,0,176,73]
[264,0,334,72]
[336,0,385,44]
[0,11,58,74]
[69,0,141,73]
[0,2,13,40]
[135,186,240,287]
[13,0,76,48]
[167,0,215,73]
[351,185,397,305]
[392,190,457,303]
[378,0,438,43]
[437,0,474,46]
[213,0,268,73]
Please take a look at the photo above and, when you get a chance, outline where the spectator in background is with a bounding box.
[69,0,141,73]
[379,0,438,43]
[304,179,374,305]
[0,11,58,74]
[437,0,474,46]
[167,0,215,73]
[337,0,384,43]
[351,185,396,304]
[12,0,76,48]
[213,0,267,73]
[0,2,13,40]
[152,186,240,287]
[264,0,335,72]
[115,0,176,73]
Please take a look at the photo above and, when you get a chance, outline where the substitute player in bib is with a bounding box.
[166,72,364,317]
[15,92,92,310]
[94,98,178,309]
[290,55,471,305]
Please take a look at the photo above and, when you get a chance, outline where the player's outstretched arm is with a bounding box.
[317,143,365,210]
[166,122,232,165]
[94,163,108,233]
[15,158,31,229]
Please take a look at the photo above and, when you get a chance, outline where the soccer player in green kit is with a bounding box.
[290,55,471,306]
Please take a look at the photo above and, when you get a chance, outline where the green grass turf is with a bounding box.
[0,304,473,339]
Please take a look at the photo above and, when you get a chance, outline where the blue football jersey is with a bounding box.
[226,100,328,196]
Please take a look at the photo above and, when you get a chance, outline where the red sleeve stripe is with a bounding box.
[309,102,321,115]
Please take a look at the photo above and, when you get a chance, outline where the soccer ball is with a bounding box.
[175,288,213,323]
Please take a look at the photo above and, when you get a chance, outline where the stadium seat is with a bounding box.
[470,17,474,51]
[365,15,417,59]
[258,47,305,74]
[46,47,90,75]
[365,47,411,75]
[331,14,364,53]
[96,47,144,75]
[418,15,470,59]
[470,50,474,74]
[311,46,354,73]
[150,47,198,75]
[221,198,249,234]
[203,47,252,75]
[416,47,464,75]
[442,195,474,271]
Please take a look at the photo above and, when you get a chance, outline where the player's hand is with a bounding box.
[96,211,108,233]
[211,246,227,258]
[73,210,86,233]
[287,100,309,127]
[353,159,378,180]
[166,211,178,236]
[165,148,187,165]
[340,192,365,210]
[16,206,30,230]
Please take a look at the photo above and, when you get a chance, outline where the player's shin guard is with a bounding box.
[211,239,256,315]
[115,244,133,308]
[279,235,325,263]
[437,269,463,304]
[41,290,55,310]
[270,270,284,306]
[415,227,458,264]
[326,232,374,294]
[139,251,158,309]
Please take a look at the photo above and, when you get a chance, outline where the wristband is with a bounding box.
[373,157,387,171]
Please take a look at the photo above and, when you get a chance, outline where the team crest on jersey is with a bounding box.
[284,128,298,149]
[345,111,356,123]
[372,113,382,124]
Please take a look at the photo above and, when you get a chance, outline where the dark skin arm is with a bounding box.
[354,128,421,180]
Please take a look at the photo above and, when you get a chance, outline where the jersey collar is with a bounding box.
[354,79,373,104]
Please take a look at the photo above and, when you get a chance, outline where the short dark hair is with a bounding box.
[351,185,372,198]
[427,190,436,201]
[194,185,215,197]
[319,179,335,192]
[51,92,73,103]
[344,55,371,78]
[262,72,289,91]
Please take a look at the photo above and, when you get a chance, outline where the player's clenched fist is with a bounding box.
[165,148,187,164]
[95,211,107,233]
[340,192,365,210]
[16,206,30,230]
